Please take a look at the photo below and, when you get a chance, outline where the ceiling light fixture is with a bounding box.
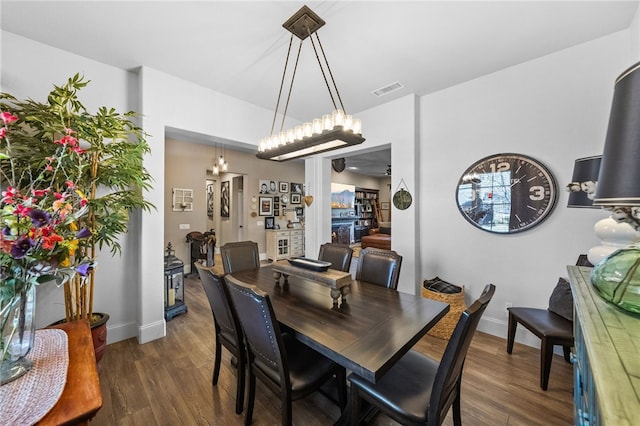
[211,143,229,175]
[256,5,365,162]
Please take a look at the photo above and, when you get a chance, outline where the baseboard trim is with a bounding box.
[137,319,166,344]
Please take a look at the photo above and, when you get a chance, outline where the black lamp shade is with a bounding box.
[568,156,602,208]
[593,61,640,207]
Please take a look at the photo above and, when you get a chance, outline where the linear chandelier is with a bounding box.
[256,5,365,162]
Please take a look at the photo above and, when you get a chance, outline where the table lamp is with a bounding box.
[566,155,638,265]
[285,210,298,228]
[590,61,640,314]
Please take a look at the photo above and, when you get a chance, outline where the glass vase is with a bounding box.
[0,284,36,385]
[591,244,640,314]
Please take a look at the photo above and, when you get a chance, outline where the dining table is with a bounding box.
[230,264,450,384]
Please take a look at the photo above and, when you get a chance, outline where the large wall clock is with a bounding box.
[455,153,557,234]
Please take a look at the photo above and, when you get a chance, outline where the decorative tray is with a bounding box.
[287,257,332,272]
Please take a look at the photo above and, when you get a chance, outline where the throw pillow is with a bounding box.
[548,277,573,321]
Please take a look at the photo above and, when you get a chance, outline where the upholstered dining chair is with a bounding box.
[220,241,260,274]
[194,263,246,414]
[348,284,496,426]
[506,255,589,391]
[224,274,347,426]
[318,243,354,272]
[355,247,403,290]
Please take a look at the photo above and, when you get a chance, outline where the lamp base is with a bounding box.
[591,244,640,314]
[587,216,640,266]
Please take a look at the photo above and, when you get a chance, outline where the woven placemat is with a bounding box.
[0,329,69,425]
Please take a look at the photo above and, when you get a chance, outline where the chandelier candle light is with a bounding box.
[257,5,365,161]
[590,61,640,314]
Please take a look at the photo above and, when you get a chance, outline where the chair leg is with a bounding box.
[281,391,293,426]
[453,376,462,426]
[350,382,361,426]
[453,392,462,426]
[336,368,347,411]
[541,338,554,391]
[506,312,517,354]
[235,352,245,415]
[213,340,222,385]
[562,345,571,363]
[245,371,256,426]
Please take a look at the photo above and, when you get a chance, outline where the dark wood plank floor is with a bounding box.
[92,274,573,426]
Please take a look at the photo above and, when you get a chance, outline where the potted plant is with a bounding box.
[0,74,154,362]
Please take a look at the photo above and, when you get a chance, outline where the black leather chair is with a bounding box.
[318,243,354,272]
[506,305,572,391]
[220,241,260,274]
[355,247,402,290]
[348,284,496,426]
[195,263,246,414]
[224,274,347,426]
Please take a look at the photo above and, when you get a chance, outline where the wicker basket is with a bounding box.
[421,284,467,340]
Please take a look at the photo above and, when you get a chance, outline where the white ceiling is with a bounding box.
[1,1,637,176]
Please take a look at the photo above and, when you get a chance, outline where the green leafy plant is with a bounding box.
[0,74,154,323]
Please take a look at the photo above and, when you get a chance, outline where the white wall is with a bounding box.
[420,30,631,345]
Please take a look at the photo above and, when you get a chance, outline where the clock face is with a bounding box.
[456,153,557,234]
[393,189,412,210]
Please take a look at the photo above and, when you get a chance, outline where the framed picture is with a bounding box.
[259,179,277,194]
[290,182,303,193]
[265,216,275,229]
[290,193,301,204]
[206,183,214,219]
[221,181,230,218]
[279,181,289,193]
[295,207,304,216]
[381,201,390,210]
[259,196,273,216]
[274,202,280,209]
[274,209,280,217]
[274,196,279,202]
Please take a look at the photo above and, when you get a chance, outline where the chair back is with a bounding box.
[318,243,353,272]
[356,247,403,290]
[428,283,496,423]
[224,274,290,389]
[195,263,243,348]
[220,241,260,274]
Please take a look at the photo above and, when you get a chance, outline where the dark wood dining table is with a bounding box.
[230,265,450,384]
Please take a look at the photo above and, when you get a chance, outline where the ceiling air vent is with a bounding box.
[372,81,404,97]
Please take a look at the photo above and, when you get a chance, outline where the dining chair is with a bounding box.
[195,263,246,414]
[506,255,588,390]
[220,241,260,274]
[224,274,347,426]
[348,283,496,426]
[355,247,403,290]
[318,242,354,272]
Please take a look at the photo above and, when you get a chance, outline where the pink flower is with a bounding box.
[0,112,18,124]
[0,127,6,138]
[2,187,17,198]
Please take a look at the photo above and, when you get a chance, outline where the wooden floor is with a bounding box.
[92,274,574,426]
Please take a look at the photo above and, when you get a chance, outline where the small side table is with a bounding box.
[38,320,103,425]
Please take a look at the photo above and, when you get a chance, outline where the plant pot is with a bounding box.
[50,312,109,365]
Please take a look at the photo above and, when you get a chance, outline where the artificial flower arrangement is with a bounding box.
[0,111,95,381]
[0,111,95,291]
